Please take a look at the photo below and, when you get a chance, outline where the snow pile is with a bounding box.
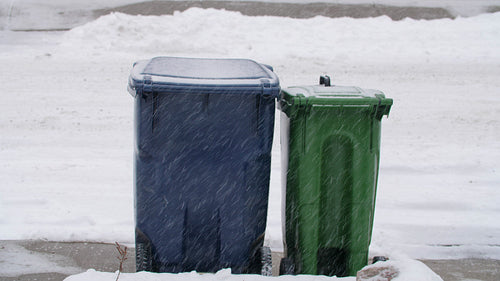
[61,9,500,65]
[64,268,354,281]
[62,257,443,281]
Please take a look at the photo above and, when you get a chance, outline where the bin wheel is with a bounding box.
[135,229,153,272]
[279,257,295,275]
[261,246,272,276]
[135,242,153,271]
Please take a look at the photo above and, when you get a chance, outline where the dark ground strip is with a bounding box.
[94,1,454,20]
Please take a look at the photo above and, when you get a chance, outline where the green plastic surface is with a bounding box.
[280,84,392,277]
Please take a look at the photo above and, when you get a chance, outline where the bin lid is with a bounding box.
[128,57,280,97]
[281,82,393,119]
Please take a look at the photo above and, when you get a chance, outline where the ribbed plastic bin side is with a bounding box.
[128,57,280,274]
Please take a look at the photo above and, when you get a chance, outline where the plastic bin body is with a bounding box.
[128,57,280,273]
[280,84,392,277]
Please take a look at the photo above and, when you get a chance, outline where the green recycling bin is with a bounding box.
[280,76,392,277]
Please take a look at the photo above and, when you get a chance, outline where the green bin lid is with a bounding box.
[281,76,393,119]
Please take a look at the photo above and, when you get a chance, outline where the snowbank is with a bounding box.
[61,9,500,67]
[63,257,443,281]
[64,268,354,281]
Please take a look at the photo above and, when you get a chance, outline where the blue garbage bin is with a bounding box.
[128,57,280,274]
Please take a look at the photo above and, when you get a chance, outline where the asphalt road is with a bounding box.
[94,1,455,21]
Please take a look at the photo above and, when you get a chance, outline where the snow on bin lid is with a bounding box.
[143,57,271,79]
[281,79,393,119]
[283,85,391,106]
[287,85,380,98]
[128,57,280,96]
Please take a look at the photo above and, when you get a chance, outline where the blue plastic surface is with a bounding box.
[129,57,279,273]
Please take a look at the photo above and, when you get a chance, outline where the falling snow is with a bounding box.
[0,5,499,281]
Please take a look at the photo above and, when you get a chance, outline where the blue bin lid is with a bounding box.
[128,57,280,97]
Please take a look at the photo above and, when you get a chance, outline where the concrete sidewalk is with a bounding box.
[1,240,499,281]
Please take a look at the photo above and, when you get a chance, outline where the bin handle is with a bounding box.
[319,75,331,87]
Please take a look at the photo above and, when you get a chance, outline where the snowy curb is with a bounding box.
[63,257,442,281]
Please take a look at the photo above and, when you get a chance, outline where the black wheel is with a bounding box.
[135,229,153,272]
[279,257,295,275]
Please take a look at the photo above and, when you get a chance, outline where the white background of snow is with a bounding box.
[0,4,499,279]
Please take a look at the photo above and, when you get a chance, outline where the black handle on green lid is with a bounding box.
[319,75,331,87]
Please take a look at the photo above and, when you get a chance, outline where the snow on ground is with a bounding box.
[65,268,357,281]
[0,242,83,277]
[63,256,443,281]
[0,6,499,279]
